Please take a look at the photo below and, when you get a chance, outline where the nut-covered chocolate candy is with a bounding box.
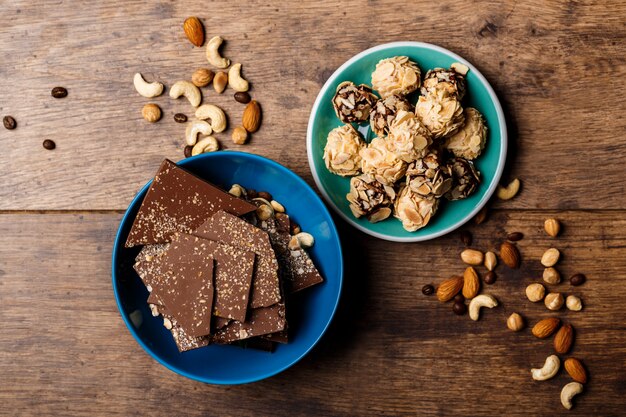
[415,88,465,139]
[346,174,396,223]
[360,137,407,186]
[406,152,453,198]
[394,185,439,231]
[445,157,481,200]
[444,108,487,160]
[323,124,365,176]
[371,56,421,98]
[332,81,377,123]
[369,95,414,136]
[421,63,468,100]
[386,110,432,163]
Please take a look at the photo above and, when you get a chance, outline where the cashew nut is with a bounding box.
[170,80,202,107]
[191,136,219,156]
[531,355,560,381]
[195,104,227,133]
[228,63,249,92]
[185,120,212,146]
[206,36,230,68]
[468,294,498,321]
[497,178,521,200]
[133,73,164,98]
[560,382,583,409]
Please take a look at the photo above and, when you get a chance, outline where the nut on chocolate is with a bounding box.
[406,152,452,198]
[346,173,395,223]
[421,66,467,100]
[445,157,480,201]
[369,95,414,136]
[332,81,377,123]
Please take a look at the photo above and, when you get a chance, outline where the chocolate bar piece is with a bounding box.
[133,244,170,292]
[125,159,256,247]
[193,211,281,308]
[212,303,286,344]
[158,305,210,352]
[166,233,255,322]
[261,330,288,344]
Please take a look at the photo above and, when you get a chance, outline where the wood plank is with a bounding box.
[0,1,624,210]
[0,210,624,416]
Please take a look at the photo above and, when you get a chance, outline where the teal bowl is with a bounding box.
[307,42,507,242]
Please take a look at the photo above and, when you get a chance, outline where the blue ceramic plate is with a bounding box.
[307,42,507,242]
[112,152,343,384]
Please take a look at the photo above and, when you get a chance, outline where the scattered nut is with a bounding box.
[149,303,160,317]
[213,71,228,93]
[460,248,484,266]
[192,68,214,87]
[51,86,68,98]
[570,273,586,286]
[242,100,262,133]
[531,354,560,381]
[185,119,212,146]
[544,218,561,237]
[133,73,164,98]
[462,267,480,299]
[544,292,564,311]
[507,313,525,331]
[543,267,561,284]
[295,232,315,248]
[234,91,252,104]
[554,323,574,354]
[195,104,227,132]
[496,178,520,200]
[484,251,497,271]
[42,139,56,150]
[228,184,245,197]
[566,295,583,311]
[507,232,524,241]
[526,283,546,302]
[3,115,16,130]
[468,294,498,321]
[191,136,219,156]
[436,276,464,302]
[560,382,583,410]
[564,358,587,384]
[206,35,230,68]
[256,204,273,221]
[174,113,188,123]
[228,63,249,92]
[163,317,173,330]
[532,317,561,338]
[231,126,248,145]
[270,200,285,213]
[484,271,497,285]
[129,309,143,328]
[141,103,161,122]
[541,248,560,267]
[170,80,202,107]
[288,235,301,250]
[422,284,435,296]
[183,16,205,47]
[474,206,488,224]
[500,242,520,268]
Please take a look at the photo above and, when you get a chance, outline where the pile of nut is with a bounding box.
[322,56,489,231]
[133,16,262,157]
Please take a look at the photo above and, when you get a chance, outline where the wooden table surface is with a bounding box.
[1,0,625,415]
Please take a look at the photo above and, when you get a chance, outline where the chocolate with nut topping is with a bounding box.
[346,173,395,223]
[369,95,414,136]
[332,81,377,123]
[212,303,287,344]
[445,157,480,201]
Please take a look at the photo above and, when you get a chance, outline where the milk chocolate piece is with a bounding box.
[261,330,288,344]
[193,211,281,308]
[159,305,210,352]
[166,233,255,322]
[133,244,170,291]
[125,159,256,247]
[212,303,286,344]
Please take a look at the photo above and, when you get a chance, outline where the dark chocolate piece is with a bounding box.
[133,244,170,292]
[212,303,286,344]
[158,305,211,352]
[125,159,257,247]
[192,211,281,308]
[261,330,288,344]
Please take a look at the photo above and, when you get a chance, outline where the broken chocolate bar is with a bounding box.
[212,303,287,344]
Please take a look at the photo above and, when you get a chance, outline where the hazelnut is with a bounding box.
[191,68,214,87]
[543,267,561,285]
[213,71,228,93]
[507,313,525,332]
[141,103,161,122]
[526,283,546,302]
[544,292,565,311]
[566,295,583,311]
[544,218,561,237]
[231,126,248,145]
[541,248,561,267]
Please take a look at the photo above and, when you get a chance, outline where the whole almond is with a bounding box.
[436,276,464,302]
[183,17,205,47]
[462,267,480,299]
[242,100,262,133]
[192,68,214,87]
[564,358,587,383]
[484,251,497,271]
[554,323,574,354]
[541,248,560,267]
[532,317,561,338]
[500,241,520,268]
[544,218,561,237]
[460,249,483,266]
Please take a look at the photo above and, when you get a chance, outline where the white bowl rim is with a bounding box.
[306,41,508,243]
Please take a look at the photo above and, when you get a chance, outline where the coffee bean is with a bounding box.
[3,116,16,130]
[570,273,586,286]
[453,294,465,303]
[421,284,434,296]
[460,230,472,246]
[42,139,56,150]
[484,271,497,285]
[247,189,258,199]
[507,232,524,241]
[174,113,188,123]
[234,91,251,104]
[257,191,273,201]
[453,302,467,315]
[184,145,193,158]
[51,86,68,98]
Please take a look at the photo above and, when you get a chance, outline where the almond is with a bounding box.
[436,276,464,302]
[242,100,262,133]
[462,267,480,299]
[564,358,587,383]
[460,249,483,266]
[532,317,561,338]
[183,17,205,47]
[499,241,520,268]
[554,323,574,354]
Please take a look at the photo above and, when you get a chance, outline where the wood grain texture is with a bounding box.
[0,0,625,209]
[1,211,625,416]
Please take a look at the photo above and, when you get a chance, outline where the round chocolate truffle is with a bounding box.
[346,173,396,223]
[332,81,377,123]
[445,157,481,201]
[323,124,365,176]
[369,95,414,137]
